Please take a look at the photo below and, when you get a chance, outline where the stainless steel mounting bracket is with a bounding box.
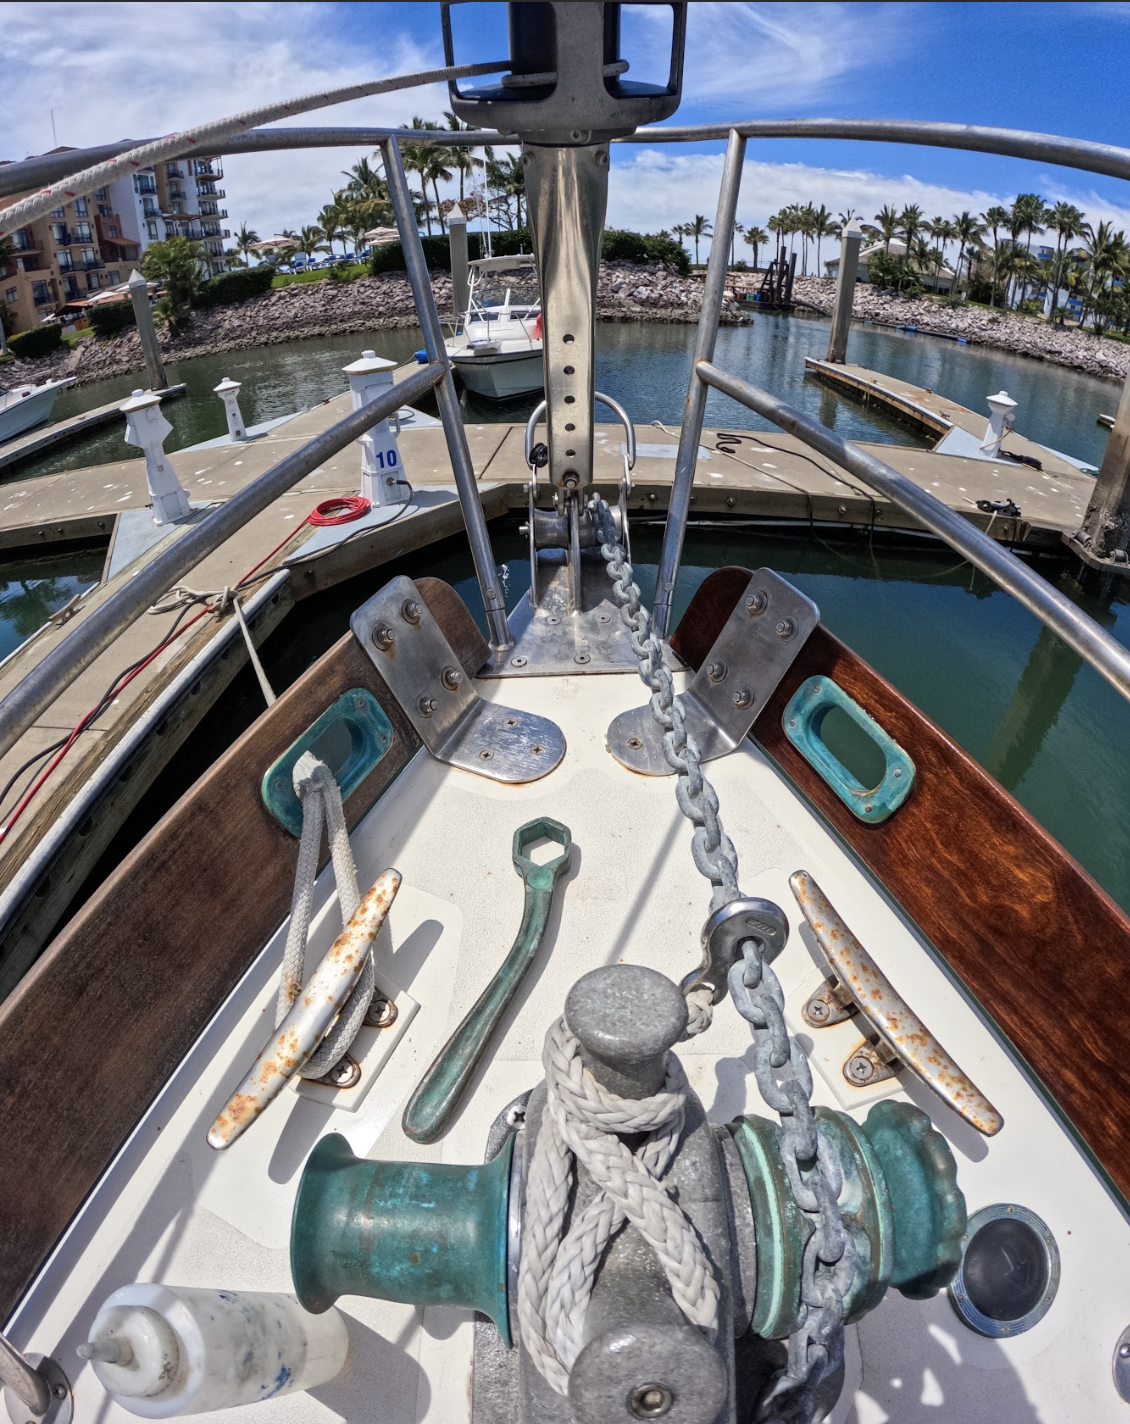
[681,897,789,1006]
[607,569,819,775]
[351,576,565,782]
[791,870,1004,1136]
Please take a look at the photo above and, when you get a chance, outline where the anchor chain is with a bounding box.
[592,496,850,1424]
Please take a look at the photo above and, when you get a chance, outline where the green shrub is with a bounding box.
[89,301,137,338]
[193,264,276,309]
[368,233,489,276]
[9,324,63,359]
[366,224,689,277]
[602,227,690,275]
[327,262,367,283]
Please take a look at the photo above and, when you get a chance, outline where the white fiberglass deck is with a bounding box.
[9,666,1128,1424]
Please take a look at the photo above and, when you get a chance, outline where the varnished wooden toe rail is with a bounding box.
[672,566,1130,1207]
[0,578,487,1324]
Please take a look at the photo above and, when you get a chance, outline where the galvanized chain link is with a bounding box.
[592,496,850,1424]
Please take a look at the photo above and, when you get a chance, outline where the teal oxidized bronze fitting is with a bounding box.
[290,1100,964,1355]
[291,1131,514,1343]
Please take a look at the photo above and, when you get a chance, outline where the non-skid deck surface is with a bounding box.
[7,668,1129,1424]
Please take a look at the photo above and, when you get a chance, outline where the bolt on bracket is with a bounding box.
[607,569,819,775]
[352,576,566,783]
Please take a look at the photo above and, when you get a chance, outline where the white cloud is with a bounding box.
[0,1,450,234]
[605,149,1130,261]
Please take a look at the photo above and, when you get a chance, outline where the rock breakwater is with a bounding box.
[6,262,744,389]
[787,275,1128,384]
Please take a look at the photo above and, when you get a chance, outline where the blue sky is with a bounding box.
[3,2,1129,253]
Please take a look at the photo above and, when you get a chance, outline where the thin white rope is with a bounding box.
[276,751,372,1079]
[0,60,508,239]
[517,1017,720,1393]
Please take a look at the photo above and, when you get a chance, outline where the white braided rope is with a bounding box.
[276,751,372,1079]
[517,1018,720,1393]
[0,60,506,239]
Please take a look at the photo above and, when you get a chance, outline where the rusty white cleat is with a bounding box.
[790,869,1004,1136]
[208,868,401,1150]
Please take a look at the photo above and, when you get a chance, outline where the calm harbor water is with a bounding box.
[6,312,1129,911]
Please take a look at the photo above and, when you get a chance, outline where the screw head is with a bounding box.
[746,590,767,615]
[365,995,398,1029]
[847,1053,875,1083]
[417,695,437,717]
[732,687,753,710]
[707,659,727,683]
[321,1054,361,1088]
[775,617,797,640]
[511,655,528,668]
[627,736,643,750]
[893,767,903,779]
[630,1383,673,1418]
[479,748,494,761]
[574,652,591,664]
[788,717,797,728]
[806,998,831,1024]
[863,803,874,813]
[441,665,462,691]
[1119,1343,1130,1359]
[372,623,394,651]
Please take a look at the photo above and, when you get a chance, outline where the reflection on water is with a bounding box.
[0,548,106,662]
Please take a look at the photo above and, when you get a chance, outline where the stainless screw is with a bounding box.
[726,496,736,508]
[630,1383,673,1419]
[574,652,591,664]
[505,1104,527,1127]
[321,1054,361,1088]
[401,599,422,624]
[372,623,394,651]
[863,803,874,813]
[627,736,643,750]
[838,503,847,515]
[746,590,767,615]
[417,695,437,717]
[441,665,462,691]
[805,997,831,1024]
[511,655,528,668]
[775,617,797,640]
[848,1053,875,1083]
[1118,1343,1129,1359]
[732,687,753,710]
[530,744,544,755]
[479,749,494,761]
[597,612,612,624]
[707,659,727,683]
[893,767,903,779]
[788,717,797,728]
[365,995,398,1029]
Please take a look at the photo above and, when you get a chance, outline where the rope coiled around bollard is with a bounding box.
[517,1017,720,1394]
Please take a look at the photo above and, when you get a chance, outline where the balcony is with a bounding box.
[196,185,225,199]
[10,230,41,253]
[83,259,102,271]
[33,288,55,307]
[166,164,184,178]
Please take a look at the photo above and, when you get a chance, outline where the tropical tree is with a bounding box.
[812,204,838,274]
[1046,201,1088,321]
[981,205,1010,307]
[141,236,207,325]
[744,225,768,270]
[443,110,492,204]
[1009,193,1049,306]
[485,152,526,230]
[688,213,712,265]
[836,208,858,228]
[951,211,985,294]
[926,216,955,290]
[317,202,348,258]
[671,222,690,254]
[295,225,330,263]
[873,204,899,252]
[233,224,260,265]
[897,204,924,257]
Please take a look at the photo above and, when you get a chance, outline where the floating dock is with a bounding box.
[0,384,187,476]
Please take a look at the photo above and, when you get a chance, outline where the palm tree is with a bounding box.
[340,157,392,229]
[1009,193,1049,306]
[897,204,924,258]
[443,110,492,204]
[485,152,526,230]
[1046,201,1088,321]
[873,204,899,252]
[744,225,768,270]
[671,222,690,255]
[981,205,1010,307]
[688,214,712,265]
[317,202,348,258]
[926,216,955,291]
[951,211,985,294]
[836,208,858,228]
[232,224,260,266]
[296,225,330,264]
[812,205,838,275]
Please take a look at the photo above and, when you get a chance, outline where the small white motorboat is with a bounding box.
[0,375,75,445]
[446,254,544,401]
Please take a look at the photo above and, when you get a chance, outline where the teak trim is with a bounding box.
[672,566,1130,1206]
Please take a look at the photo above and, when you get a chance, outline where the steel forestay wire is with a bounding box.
[592,495,850,1423]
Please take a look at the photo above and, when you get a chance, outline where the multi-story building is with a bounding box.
[108,156,232,276]
[1,148,232,335]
